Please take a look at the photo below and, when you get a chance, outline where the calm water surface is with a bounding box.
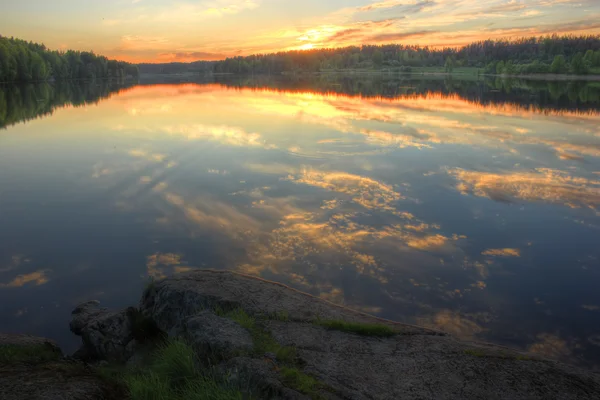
[1,77,599,367]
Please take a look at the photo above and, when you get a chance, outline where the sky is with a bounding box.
[1,0,600,63]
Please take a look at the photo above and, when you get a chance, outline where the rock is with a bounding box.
[218,357,310,400]
[139,270,600,399]
[266,319,600,400]
[70,300,107,335]
[70,301,137,362]
[0,333,125,400]
[0,333,62,356]
[0,361,126,400]
[140,269,435,335]
[183,310,253,359]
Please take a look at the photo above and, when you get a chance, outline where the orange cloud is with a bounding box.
[0,271,50,287]
[482,248,521,257]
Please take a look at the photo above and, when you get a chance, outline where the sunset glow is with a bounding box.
[1,0,599,63]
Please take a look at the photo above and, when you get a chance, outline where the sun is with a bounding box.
[298,43,315,50]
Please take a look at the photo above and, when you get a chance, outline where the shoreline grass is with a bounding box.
[316,320,396,337]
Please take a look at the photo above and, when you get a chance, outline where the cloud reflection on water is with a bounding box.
[4,80,598,366]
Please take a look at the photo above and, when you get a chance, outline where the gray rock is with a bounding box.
[218,357,310,400]
[0,333,62,356]
[70,301,137,362]
[70,300,107,335]
[0,361,126,400]
[0,333,124,400]
[183,310,253,359]
[140,269,435,335]
[266,320,600,400]
[139,270,600,400]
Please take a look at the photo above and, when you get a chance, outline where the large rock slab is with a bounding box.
[0,333,61,356]
[267,320,600,400]
[140,269,437,335]
[0,361,126,400]
[140,270,600,400]
[0,333,125,400]
[183,310,253,358]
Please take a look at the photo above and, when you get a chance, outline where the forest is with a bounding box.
[0,36,139,83]
[207,35,600,75]
[4,35,600,81]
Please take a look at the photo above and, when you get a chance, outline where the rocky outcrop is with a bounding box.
[0,333,125,400]
[70,300,138,362]
[0,333,61,355]
[140,269,437,335]
[138,270,600,400]
[183,310,253,359]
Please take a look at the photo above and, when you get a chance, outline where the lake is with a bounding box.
[1,76,599,368]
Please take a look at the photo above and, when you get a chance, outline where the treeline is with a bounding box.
[206,74,600,111]
[209,35,600,75]
[0,36,140,83]
[0,81,135,129]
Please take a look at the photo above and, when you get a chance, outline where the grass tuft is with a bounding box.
[316,320,396,337]
[124,372,171,400]
[219,308,256,331]
[181,376,245,400]
[280,367,323,399]
[463,349,487,357]
[151,340,198,386]
[101,339,247,400]
[0,344,61,364]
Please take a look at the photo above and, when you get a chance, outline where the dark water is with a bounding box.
[1,76,599,368]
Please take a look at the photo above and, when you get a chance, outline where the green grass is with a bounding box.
[463,349,487,357]
[280,367,324,399]
[216,307,297,364]
[316,320,396,337]
[110,308,333,399]
[102,339,246,400]
[180,377,244,400]
[151,340,198,386]
[0,344,61,364]
[216,307,256,331]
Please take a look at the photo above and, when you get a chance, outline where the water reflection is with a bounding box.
[0,77,599,370]
[0,80,136,129]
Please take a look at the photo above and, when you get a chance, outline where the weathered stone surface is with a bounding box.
[267,320,600,400]
[0,361,126,400]
[218,357,311,400]
[183,310,253,358]
[70,300,107,335]
[0,333,125,400]
[140,269,437,335]
[70,301,137,362]
[0,333,61,356]
[140,270,600,400]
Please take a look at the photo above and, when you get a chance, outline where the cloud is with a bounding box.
[146,253,195,279]
[162,124,274,148]
[528,333,572,359]
[286,168,403,212]
[0,270,50,287]
[416,309,486,339]
[158,51,230,62]
[451,168,600,212]
[482,248,521,257]
[366,30,440,43]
